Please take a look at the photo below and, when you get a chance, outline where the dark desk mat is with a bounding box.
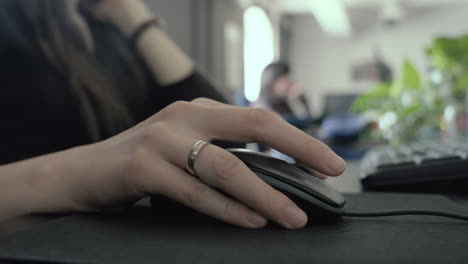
[1,193,468,264]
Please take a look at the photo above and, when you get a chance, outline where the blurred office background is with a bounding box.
[145,0,468,144]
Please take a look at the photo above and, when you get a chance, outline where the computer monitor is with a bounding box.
[323,94,360,117]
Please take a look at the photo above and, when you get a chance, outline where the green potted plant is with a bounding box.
[351,35,468,143]
[426,35,468,100]
[351,59,443,144]
[426,35,468,137]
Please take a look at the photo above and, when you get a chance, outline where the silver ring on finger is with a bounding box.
[187,140,210,177]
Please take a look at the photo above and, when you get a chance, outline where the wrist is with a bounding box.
[0,151,84,221]
[118,12,154,37]
[101,1,154,36]
[28,148,89,214]
[22,145,99,215]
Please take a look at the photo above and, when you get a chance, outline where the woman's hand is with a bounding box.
[59,99,346,229]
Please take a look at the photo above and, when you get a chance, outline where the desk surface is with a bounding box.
[1,193,468,264]
[2,162,468,264]
[327,161,363,193]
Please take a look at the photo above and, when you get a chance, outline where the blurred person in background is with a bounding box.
[0,0,346,230]
[255,62,312,128]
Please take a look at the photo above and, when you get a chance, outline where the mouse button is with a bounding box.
[293,163,318,177]
[263,166,345,207]
[297,178,346,207]
[252,164,345,207]
[228,149,345,207]
[232,150,291,171]
[257,174,345,218]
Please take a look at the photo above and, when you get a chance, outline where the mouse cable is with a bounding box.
[341,210,468,221]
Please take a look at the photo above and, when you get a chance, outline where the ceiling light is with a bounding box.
[306,0,352,37]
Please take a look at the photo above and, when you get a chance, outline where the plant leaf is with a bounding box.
[390,59,421,97]
[397,104,422,122]
[454,73,468,93]
[390,78,403,97]
[401,59,421,90]
[350,83,391,113]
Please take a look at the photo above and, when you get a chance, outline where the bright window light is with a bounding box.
[224,23,242,90]
[243,6,275,102]
[307,0,351,37]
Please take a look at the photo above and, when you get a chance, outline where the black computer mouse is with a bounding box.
[228,149,346,223]
[151,149,346,224]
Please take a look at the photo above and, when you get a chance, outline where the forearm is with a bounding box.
[136,27,194,85]
[99,1,194,85]
[0,148,86,223]
[114,5,227,104]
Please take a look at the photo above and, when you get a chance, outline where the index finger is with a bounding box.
[197,107,346,176]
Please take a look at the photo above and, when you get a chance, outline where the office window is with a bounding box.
[224,22,242,92]
[243,6,275,102]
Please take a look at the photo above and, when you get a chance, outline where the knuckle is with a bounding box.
[191,97,212,104]
[158,101,193,119]
[183,182,210,207]
[246,108,276,128]
[169,100,192,112]
[214,152,242,182]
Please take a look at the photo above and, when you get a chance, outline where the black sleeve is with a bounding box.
[157,71,228,104]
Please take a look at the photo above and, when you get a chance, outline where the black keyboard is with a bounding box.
[360,140,468,191]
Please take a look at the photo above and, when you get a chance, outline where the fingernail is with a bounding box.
[326,151,346,173]
[285,205,308,228]
[247,211,267,227]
